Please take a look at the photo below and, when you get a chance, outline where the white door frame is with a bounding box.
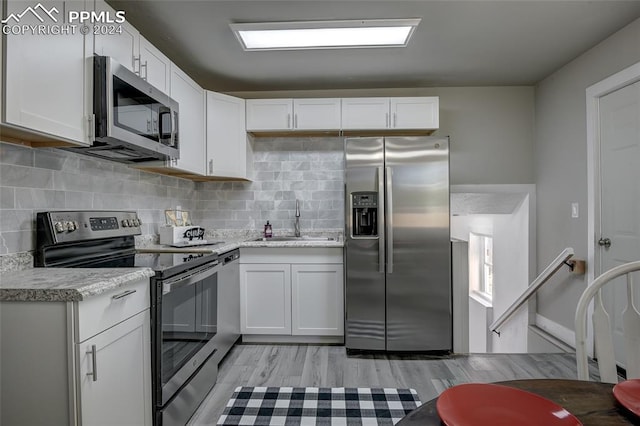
[586,61,640,356]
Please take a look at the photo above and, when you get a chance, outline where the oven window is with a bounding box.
[112,76,168,143]
[161,273,217,386]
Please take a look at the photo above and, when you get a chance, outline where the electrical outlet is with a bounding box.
[571,202,579,218]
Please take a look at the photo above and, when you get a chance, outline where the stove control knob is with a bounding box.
[54,221,66,233]
[127,219,133,227]
[66,221,77,232]
[133,218,140,227]
[121,219,129,228]
[136,218,142,226]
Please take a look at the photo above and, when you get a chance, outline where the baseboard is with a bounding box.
[533,314,575,350]
[241,335,344,344]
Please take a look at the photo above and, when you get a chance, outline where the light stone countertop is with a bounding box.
[0,268,155,302]
[138,233,344,255]
[0,233,343,303]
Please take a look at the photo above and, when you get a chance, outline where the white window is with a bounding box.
[469,233,494,302]
[479,235,493,298]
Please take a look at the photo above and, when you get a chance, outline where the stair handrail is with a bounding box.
[490,247,575,335]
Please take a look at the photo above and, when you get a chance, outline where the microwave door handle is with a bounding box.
[158,108,171,143]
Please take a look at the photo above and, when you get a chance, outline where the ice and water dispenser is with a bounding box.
[351,191,378,237]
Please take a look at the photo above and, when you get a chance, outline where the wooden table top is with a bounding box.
[396,379,639,426]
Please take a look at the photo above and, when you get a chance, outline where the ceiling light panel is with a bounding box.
[230,19,421,51]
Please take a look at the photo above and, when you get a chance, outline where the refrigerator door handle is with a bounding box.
[386,166,393,274]
[377,166,385,274]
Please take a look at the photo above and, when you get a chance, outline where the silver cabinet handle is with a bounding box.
[87,344,97,382]
[386,166,393,274]
[377,166,385,274]
[393,112,397,128]
[209,159,213,174]
[112,289,136,300]
[140,60,148,81]
[287,113,291,129]
[385,112,389,128]
[133,55,141,75]
[294,114,298,129]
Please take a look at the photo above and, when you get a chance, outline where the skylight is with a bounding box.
[230,19,421,51]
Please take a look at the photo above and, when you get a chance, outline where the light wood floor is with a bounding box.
[187,343,597,425]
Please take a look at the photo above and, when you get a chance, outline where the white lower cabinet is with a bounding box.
[79,310,151,426]
[0,278,151,426]
[239,248,344,342]
[240,263,292,334]
[291,264,344,336]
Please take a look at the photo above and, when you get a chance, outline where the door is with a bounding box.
[4,0,91,145]
[291,264,344,336]
[140,36,171,93]
[94,0,139,73]
[79,310,151,426]
[246,99,293,130]
[341,98,390,129]
[345,137,386,350]
[240,263,291,334]
[169,64,205,174]
[385,137,451,351]
[598,81,640,368]
[293,98,341,130]
[206,92,247,178]
[390,97,439,129]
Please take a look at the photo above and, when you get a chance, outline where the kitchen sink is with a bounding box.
[253,235,337,242]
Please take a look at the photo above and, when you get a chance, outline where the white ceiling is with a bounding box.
[107,0,640,92]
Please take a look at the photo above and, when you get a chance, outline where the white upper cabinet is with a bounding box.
[246,99,293,131]
[93,0,139,72]
[3,0,92,145]
[341,97,390,130]
[342,96,439,130]
[293,98,341,130]
[246,98,341,131]
[94,1,171,94]
[390,97,439,129]
[206,92,251,179]
[139,36,171,94]
[168,64,206,175]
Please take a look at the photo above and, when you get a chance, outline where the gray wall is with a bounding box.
[231,86,536,186]
[534,18,640,331]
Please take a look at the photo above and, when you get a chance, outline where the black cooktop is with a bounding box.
[134,251,218,279]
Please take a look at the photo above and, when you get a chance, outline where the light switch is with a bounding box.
[571,202,579,218]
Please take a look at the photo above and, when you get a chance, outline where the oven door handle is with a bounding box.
[162,261,220,294]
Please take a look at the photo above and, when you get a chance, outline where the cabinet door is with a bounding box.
[206,92,248,179]
[140,36,171,93]
[291,264,344,336]
[246,99,293,131]
[341,98,390,130]
[79,310,151,426]
[169,64,206,174]
[240,264,291,334]
[390,97,439,129]
[4,0,92,145]
[93,0,139,73]
[293,98,341,130]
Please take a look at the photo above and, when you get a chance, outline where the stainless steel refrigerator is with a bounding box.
[344,136,451,352]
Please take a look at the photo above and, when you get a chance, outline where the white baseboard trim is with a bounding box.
[241,335,344,344]
[535,314,575,348]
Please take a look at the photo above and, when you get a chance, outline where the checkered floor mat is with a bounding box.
[217,386,421,425]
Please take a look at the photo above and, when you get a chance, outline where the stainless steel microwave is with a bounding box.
[67,56,179,163]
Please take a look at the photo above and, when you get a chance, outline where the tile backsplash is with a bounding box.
[0,136,345,255]
[194,137,344,234]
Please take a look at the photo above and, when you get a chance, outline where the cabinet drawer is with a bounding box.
[76,278,150,342]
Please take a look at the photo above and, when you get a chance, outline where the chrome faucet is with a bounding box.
[294,199,301,237]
